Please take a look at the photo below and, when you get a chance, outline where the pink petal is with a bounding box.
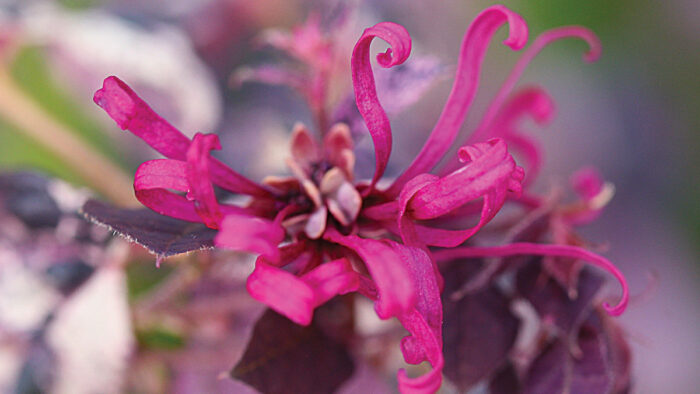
[324,229,416,319]
[290,123,321,170]
[349,243,444,393]
[133,158,248,226]
[432,242,629,316]
[468,26,601,144]
[133,159,201,222]
[94,76,270,197]
[362,200,399,221]
[468,87,554,183]
[186,133,223,228]
[396,247,442,364]
[409,139,520,219]
[214,214,285,261]
[571,166,604,201]
[246,261,316,325]
[397,173,439,246]
[300,258,361,307]
[396,307,445,394]
[351,22,412,193]
[323,123,355,179]
[396,139,523,248]
[386,5,528,197]
[246,258,360,326]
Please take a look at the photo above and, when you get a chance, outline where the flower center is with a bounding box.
[263,123,362,239]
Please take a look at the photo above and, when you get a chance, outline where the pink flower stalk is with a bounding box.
[94,5,628,393]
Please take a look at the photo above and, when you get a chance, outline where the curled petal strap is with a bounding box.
[351,22,411,193]
[432,243,628,316]
[483,87,554,182]
[94,76,270,197]
[468,26,601,144]
[350,243,444,393]
[410,139,521,219]
[386,5,528,197]
[397,248,444,394]
[214,214,286,262]
[397,308,445,394]
[398,139,523,248]
[494,87,555,131]
[398,174,439,246]
[186,133,223,228]
[134,158,249,224]
[134,159,202,222]
[247,258,359,326]
[324,229,416,319]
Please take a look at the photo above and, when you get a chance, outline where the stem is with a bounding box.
[0,67,138,206]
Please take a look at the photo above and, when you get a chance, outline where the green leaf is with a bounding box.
[9,46,128,168]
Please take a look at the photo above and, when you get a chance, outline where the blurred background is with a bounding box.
[0,0,697,393]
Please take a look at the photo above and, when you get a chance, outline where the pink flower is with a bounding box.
[94,5,628,393]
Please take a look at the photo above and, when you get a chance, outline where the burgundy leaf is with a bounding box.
[489,363,520,394]
[516,261,604,335]
[441,262,520,391]
[522,322,613,394]
[81,199,216,257]
[231,309,355,394]
[589,309,632,393]
[543,257,584,296]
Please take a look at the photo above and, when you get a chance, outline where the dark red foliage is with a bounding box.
[81,199,217,257]
[441,262,520,391]
[231,309,355,394]
[517,261,604,335]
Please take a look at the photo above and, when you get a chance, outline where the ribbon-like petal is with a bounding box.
[214,214,286,261]
[351,22,411,193]
[410,139,522,219]
[133,159,201,222]
[133,158,248,226]
[246,258,360,326]
[186,133,223,228]
[396,139,523,248]
[94,76,270,197]
[471,87,555,184]
[324,229,416,319]
[386,5,528,197]
[349,245,444,394]
[468,26,600,144]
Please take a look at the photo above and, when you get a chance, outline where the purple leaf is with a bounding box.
[523,320,613,394]
[231,309,355,394]
[589,309,632,393]
[81,199,216,257]
[543,257,584,296]
[441,262,520,391]
[489,363,520,394]
[517,262,604,335]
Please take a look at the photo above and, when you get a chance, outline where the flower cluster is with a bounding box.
[93,5,628,393]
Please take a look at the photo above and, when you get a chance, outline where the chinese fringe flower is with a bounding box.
[94,5,628,393]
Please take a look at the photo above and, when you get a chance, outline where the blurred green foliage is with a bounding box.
[9,46,125,166]
[0,118,81,183]
[136,326,187,351]
[126,261,175,301]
